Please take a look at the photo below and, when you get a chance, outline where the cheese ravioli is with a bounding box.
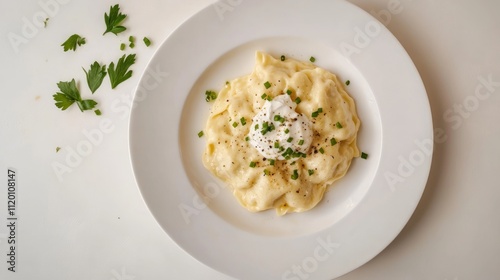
[202,51,360,215]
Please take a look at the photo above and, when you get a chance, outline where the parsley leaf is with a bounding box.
[53,79,97,112]
[83,62,107,93]
[108,54,136,89]
[103,4,127,36]
[61,34,86,52]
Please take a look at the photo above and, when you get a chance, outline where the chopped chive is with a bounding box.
[336,122,343,128]
[312,111,319,118]
[279,146,285,152]
[330,138,337,146]
[245,136,250,141]
[319,147,325,154]
[232,122,238,128]
[291,169,299,180]
[317,108,323,113]
[270,159,275,166]
[298,139,304,145]
[266,95,273,101]
[361,152,368,159]
[225,81,229,85]
[205,90,217,102]
[264,169,270,176]
[287,137,294,143]
[294,97,301,104]
[120,43,126,51]
[308,169,314,176]
[255,124,259,130]
[274,115,281,122]
[345,80,350,86]
[274,141,280,148]
[280,55,285,61]
[56,147,61,153]
[129,36,135,43]
[284,128,290,134]
[249,161,257,168]
[264,81,271,89]
[129,42,135,48]
[286,89,292,95]
[310,56,316,62]
[143,37,151,47]
[292,152,301,158]
[261,93,268,100]
[282,147,293,157]
[240,117,247,126]
[290,161,296,165]
[198,131,204,138]
[94,109,102,116]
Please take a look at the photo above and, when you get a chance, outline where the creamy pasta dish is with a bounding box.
[202,51,360,215]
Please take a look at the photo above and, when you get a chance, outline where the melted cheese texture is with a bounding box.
[202,51,360,215]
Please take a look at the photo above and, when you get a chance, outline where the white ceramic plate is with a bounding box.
[129,0,433,279]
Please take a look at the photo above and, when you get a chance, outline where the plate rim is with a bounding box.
[128,1,433,279]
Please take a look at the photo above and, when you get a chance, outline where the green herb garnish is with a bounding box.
[198,130,204,137]
[108,54,136,89]
[205,90,217,102]
[53,79,97,112]
[83,61,107,94]
[330,138,337,146]
[103,4,127,35]
[291,169,299,180]
[61,34,86,52]
[361,152,368,159]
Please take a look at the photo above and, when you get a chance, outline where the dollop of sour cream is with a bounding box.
[249,94,313,160]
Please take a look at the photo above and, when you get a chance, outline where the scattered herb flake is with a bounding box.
[83,61,107,94]
[205,90,217,102]
[330,138,337,146]
[53,79,97,112]
[108,54,136,89]
[103,4,127,36]
[61,34,86,52]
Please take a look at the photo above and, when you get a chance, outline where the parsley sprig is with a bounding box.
[108,54,136,89]
[61,34,86,52]
[103,4,127,36]
[53,79,97,111]
[83,62,107,93]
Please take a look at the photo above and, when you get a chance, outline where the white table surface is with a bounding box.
[1,0,499,279]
